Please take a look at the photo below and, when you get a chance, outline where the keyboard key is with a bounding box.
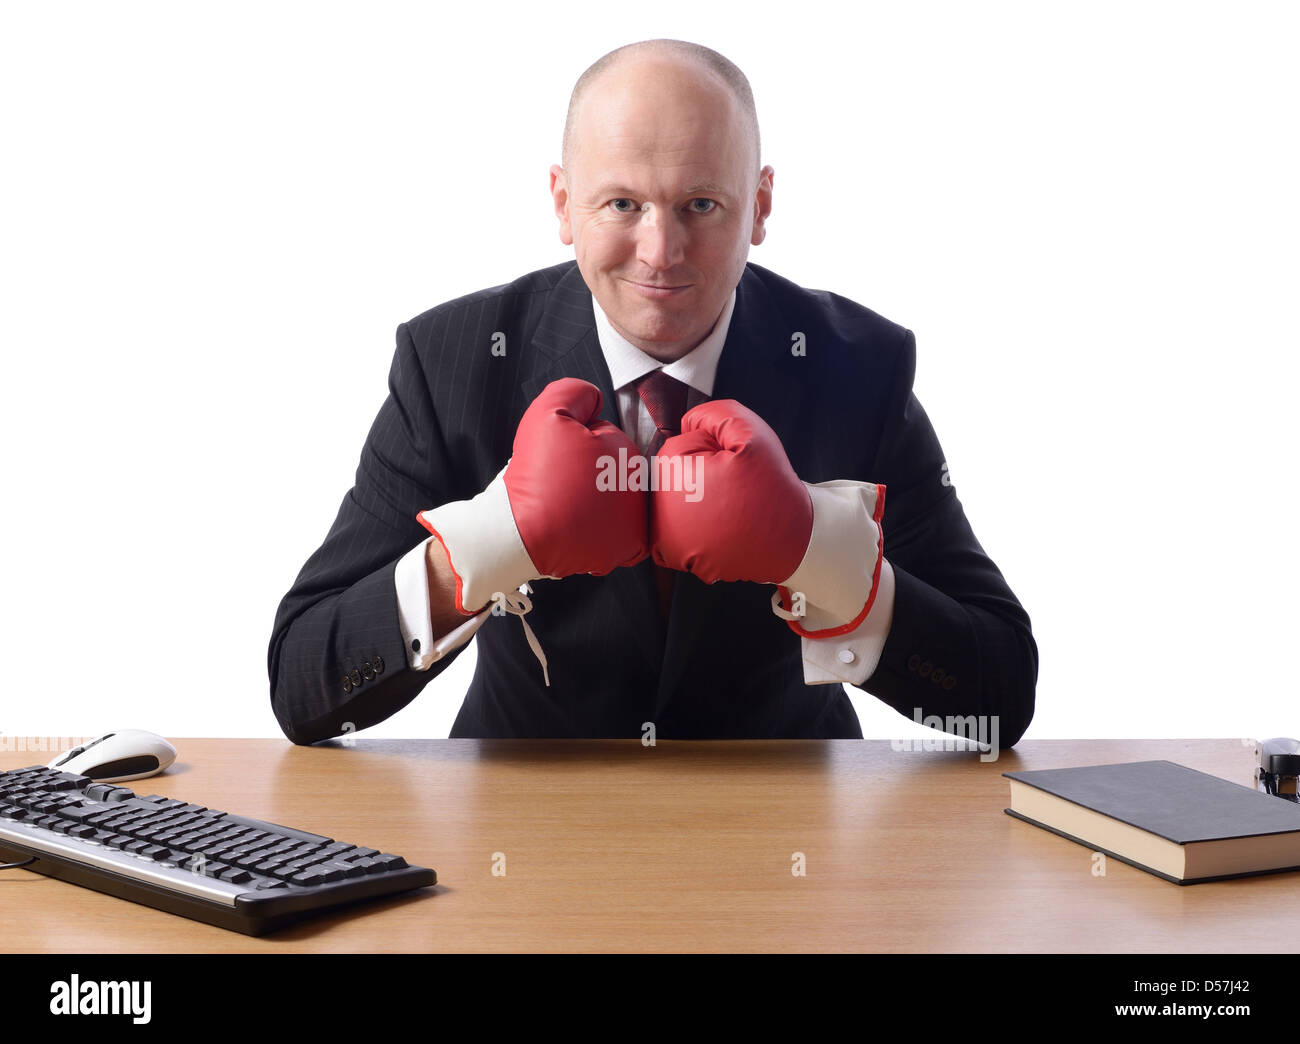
[46,774,92,791]
[54,806,103,821]
[218,868,252,884]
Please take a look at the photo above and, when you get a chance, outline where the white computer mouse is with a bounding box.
[47,730,177,782]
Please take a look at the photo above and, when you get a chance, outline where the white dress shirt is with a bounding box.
[392,289,896,685]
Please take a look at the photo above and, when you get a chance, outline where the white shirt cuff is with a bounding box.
[801,557,895,685]
[395,536,490,670]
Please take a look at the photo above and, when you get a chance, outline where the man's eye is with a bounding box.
[688,199,718,214]
[609,198,637,212]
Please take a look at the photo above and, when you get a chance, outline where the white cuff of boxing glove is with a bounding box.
[416,461,543,615]
[772,479,886,639]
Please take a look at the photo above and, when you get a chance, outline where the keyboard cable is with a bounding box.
[0,857,37,870]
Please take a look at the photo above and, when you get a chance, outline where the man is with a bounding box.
[267,39,1037,746]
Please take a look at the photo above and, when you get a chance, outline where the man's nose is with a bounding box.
[635,205,686,271]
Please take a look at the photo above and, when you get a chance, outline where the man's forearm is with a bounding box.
[425,539,476,639]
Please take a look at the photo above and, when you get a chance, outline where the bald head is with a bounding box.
[549,39,773,362]
[561,39,760,178]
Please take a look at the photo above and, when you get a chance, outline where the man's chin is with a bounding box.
[615,314,697,353]
[622,295,700,331]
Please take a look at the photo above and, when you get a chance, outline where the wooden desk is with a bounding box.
[0,737,1288,952]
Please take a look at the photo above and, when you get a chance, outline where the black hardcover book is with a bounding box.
[1003,759,1300,884]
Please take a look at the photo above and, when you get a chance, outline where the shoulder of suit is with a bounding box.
[742,261,915,359]
[400,259,578,338]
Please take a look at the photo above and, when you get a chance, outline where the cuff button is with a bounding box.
[361,662,374,681]
[837,648,856,664]
[341,677,353,694]
[373,654,384,674]
[349,668,362,686]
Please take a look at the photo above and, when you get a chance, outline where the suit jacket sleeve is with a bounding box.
[860,328,1038,747]
[267,320,465,745]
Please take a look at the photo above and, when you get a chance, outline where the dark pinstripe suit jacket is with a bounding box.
[267,260,1037,745]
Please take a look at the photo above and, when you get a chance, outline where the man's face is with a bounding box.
[551,58,773,361]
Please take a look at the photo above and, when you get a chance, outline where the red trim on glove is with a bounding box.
[778,482,886,640]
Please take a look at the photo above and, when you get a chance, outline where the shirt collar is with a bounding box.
[591,289,737,398]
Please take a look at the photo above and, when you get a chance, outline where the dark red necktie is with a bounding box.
[635,371,691,615]
[637,369,691,458]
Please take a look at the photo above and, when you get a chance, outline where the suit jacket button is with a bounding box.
[361,661,374,680]
[907,654,921,672]
[372,654,384,675]
[342,677,353,694]
[350,668,362,686]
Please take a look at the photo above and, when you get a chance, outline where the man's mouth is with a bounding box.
[624,279,691,299]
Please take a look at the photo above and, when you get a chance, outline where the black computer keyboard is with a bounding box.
[0,765,437,936]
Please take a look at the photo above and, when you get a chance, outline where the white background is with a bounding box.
[2,1,1296,745]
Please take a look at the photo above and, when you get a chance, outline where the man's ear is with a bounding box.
[751,165,774,247]
[549,164,573,246]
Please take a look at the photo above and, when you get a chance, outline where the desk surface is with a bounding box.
[0,737,1289,952]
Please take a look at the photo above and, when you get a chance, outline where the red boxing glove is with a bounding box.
[418,378,648,616]
[651,399,886,639]
[507,377,649,579]
[650,399,813,584]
